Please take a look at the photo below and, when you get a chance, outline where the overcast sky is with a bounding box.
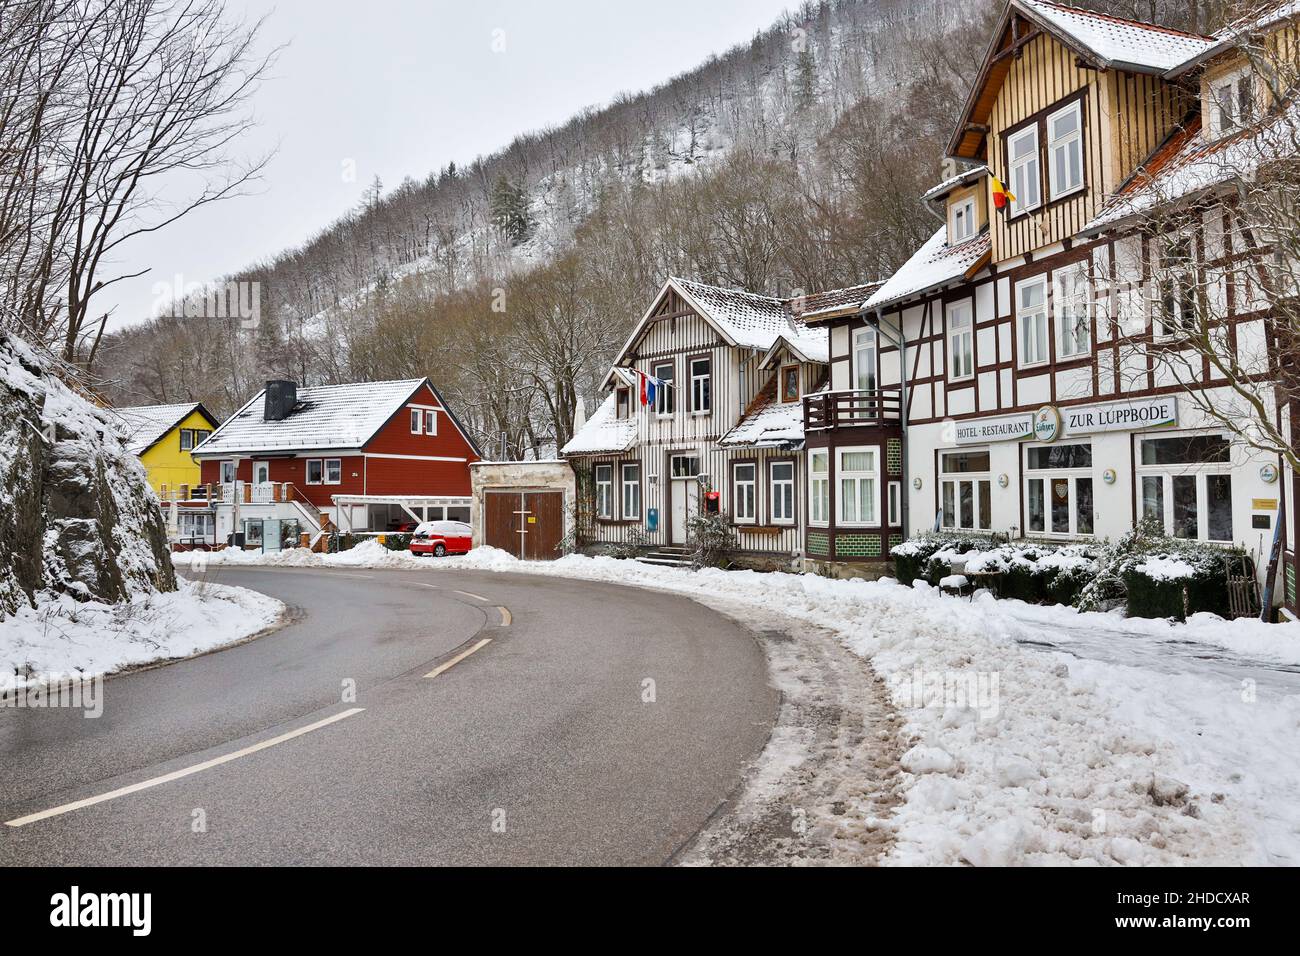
[106,0,795,331]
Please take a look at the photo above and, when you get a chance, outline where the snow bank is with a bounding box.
[180,544,1298,865]
[0,579,283,692]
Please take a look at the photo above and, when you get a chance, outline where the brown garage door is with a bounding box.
[483,491,564,560]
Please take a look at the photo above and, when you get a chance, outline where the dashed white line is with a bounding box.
[453,590,489,602]
[424,638,492,679]
[5,708,366,828]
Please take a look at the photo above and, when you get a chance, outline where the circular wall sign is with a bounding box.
[1033,404,1062,443]
[997,473,1010,488]
[1260,463,1279,484]
[1102,468,1117,485]
[912,477,922,490]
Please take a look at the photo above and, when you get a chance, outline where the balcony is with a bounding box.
[803,387,902,431]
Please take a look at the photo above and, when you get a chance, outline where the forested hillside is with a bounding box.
[92,0,1220,458]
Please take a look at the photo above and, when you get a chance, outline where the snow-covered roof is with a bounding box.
[112,402,214,455]
[792,282,883,323]
[193,379,429,455]
[760,334,829,368]
[1166,0,1300,77]
[865,227,992,312]
[670,276,804,350]
[719,378,805,448]
[560,393,637,456]
[1082,103,1300,234]
[1016,0,1215,73]
[921,166,989,204]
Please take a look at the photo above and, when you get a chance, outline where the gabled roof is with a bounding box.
[1082,100,1300,234]
[759,334,828,369]
[865,227,992,312]
[948,0,1214,158]
[603,276,825,389]
[560,393,637,456]
[718,376,805,449]
[192,378,480,457]
[791,282,884,323]
[112,402,217,456]
[921,165,990,204]
[1165,0,1300,78]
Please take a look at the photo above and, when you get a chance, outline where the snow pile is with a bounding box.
[1134,556,1197,582]
[0,578,283,692]
[181,544,1299,864]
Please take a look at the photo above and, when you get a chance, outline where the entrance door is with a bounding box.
[253,461,270,485]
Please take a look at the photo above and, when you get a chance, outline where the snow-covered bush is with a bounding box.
[686,510,736,568]
[892,534,1101,606]
[605,526,650,560]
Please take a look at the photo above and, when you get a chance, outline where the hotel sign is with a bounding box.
[954,396,1177,446]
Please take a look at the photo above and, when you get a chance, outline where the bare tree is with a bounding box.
[0,0,277,365]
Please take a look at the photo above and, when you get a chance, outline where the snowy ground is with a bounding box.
[0,579,284,694]
[176,542,1300,866]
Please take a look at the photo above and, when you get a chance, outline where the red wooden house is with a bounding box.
[189,378,481,548]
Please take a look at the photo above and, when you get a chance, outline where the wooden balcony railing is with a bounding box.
[803,387,902,430]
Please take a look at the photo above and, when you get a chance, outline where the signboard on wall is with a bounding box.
[953,396,1177,446]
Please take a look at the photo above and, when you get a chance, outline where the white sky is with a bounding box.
[106,0,795,331]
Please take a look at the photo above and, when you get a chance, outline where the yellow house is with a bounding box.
[115,403,220,496]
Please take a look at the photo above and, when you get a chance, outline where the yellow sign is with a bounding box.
[527,516,537,524]
[1252,498,1278,511]
[377,534,386,544]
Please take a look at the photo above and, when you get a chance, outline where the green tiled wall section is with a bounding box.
[807,531,830,557]
[887,438,902,476]
[835,533,882,558]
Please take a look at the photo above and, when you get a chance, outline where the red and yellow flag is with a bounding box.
[991,175,1016,210]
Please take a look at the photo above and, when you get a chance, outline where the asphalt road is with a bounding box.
[0,566,778,865]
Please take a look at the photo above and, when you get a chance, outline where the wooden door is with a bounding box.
[523,491,564,561]
[484,492,520,556]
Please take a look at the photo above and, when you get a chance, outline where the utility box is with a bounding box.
[647,507,659,532]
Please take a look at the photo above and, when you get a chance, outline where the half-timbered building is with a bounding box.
[562,276,830,567]
[809,0,1300,604]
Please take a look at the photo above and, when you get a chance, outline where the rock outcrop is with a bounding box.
[0,332,175,617]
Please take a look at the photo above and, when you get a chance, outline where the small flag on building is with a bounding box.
[639,371,658,407]
[991,175,1016,211]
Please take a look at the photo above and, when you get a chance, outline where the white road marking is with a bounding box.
[406,582,440,590]
[453,590,489,602]
[5,708,366,828]
[424,638,492,679]
[330,573,374,580]
[496,606,512,626]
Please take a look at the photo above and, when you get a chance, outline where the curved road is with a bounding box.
[0,567,778,865]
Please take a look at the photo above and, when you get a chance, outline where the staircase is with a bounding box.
[636,546,695,569]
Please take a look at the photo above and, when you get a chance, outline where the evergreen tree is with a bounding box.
[490,175,533,246]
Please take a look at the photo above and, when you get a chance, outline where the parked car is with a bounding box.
[409,520,472,557]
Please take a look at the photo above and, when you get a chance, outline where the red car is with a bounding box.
[409,520,473,557]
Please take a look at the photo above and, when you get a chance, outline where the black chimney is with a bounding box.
[264,380,297,421]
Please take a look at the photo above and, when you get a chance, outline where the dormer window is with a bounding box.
[781,365,800,402]
[950,195,976,243]
[1047,101,1083,199]
[1210,67,1255,139]
[1007,125,1041,215]
[616,387,630,419]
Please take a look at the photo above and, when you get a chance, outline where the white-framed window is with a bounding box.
[947,300,974,380]
[1054,262,1091,358]
[1025,443,1094,536]
[616,387,631,420]
[220,460,237,484]
[1209,67,1255,139]
[853,327,877,392]
[1008,124,1041,215]
[178,511,215,540]
[690,357,712,414]
[179,429,195,451]
[653,361,675,416]
[410,409,421,434]
[1137,433,1234,542]
[770,460,795,525]
[732,462,757,523]
[424,409,437,435]
[304,459,322,485]
[837,446,879,526]
[621,462,641,520]
[888,481,901,526]
[1113,234,1145,334]
[670,454,700,478]
[324,459,342,485]
[950,195,976,243]
[809,450,830,527]
[1017,276,1049,366]
[940,450,992,531]
[1047,100,1083,199]
[595,464,613,519]
[1153,233,1198,339]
